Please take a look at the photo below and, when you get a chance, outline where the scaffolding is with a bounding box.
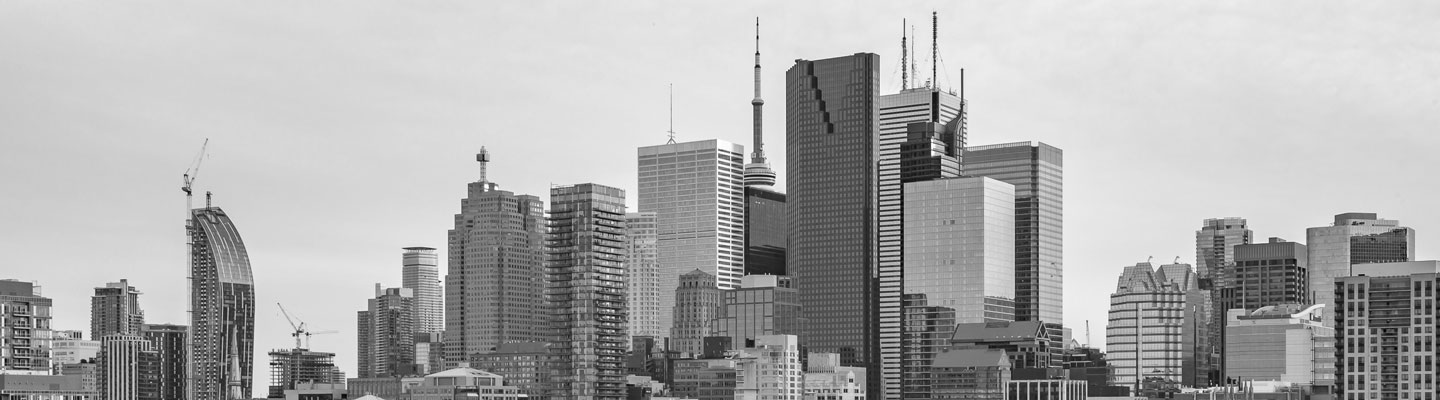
[266,348,342,398]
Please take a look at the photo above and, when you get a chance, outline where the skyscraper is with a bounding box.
[901,176,1015,323]
[92,280,144,339]
[358,286,416,378]
[1194,217,1251,386]
[1306,212,1415,328]
[1333,261,1436,400]
[142,324,187,400]
[961,142,1063,326]
[624,212,663,341]
[445,149,548,364]
[1,279,53,373]
[742,21,787,278]
[786,53,881,390]
[188,206,256,400]
[546,183,628,400]
[1105,262,1203,389]
[637,139,747,294]
[670,270,722,356]
[402,247,442,335]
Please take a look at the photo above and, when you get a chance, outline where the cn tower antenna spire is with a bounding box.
[743,17,777,188]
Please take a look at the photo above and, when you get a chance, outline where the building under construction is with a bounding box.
[266,348,344,399]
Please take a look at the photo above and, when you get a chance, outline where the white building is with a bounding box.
[803,353,865,400]
[625,212,664,340]
[409,368,520,400]
[638,140,747,304]
[402,247,443,334]
[734,335,802,400]
[1224,304,1334,388]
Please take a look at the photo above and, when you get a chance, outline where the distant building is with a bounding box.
[50,336,100,366]
[0,373,96,400]
[188,206,257,400]
[930,348,1010,400]
[1063,346,1128,397]
[470,342,550,399]
[1224,304,1334,397]
[402,247,443,335]
[1307,213,1415,328]
[1005,379,1086,400]
[734,335,802,400]
[59,362,99,395]
[0,279,53,373]
[714,275,804,351]
[358,286,417,378]
[412,332,443,376]
[1196,217,1251,387]
[97,334,153,400]
[279,382,346,400]
[345,376,423,400]
[1218,238,1309,385]
[1105,262,1203,389]
[91,280,145,340]
[671,270,722,356]
[141,324,186,400]
[445,149,548,365]
[1334,261,1438,400]
[546,183,629,400]
[802,353,865,400]
[625,212,664,341]
[670,358,736,400]
[266,349,343,399]
[961,142,1064,326]
[951,320,1061,371]
[409,368,520,400]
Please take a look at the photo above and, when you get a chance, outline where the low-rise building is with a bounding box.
[1224,304,1334,398]
[734,335,801,400]
[931,348,1010,400]
[469,342,549,399]
[670,358,735,400]
[408,368,520,400]
[802,353,864,400]
[0,373,96,400]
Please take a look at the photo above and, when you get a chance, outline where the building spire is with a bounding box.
[901,18,908,90]
[744,17,777,188]
[932,11,938,90]
[667,84,677,144]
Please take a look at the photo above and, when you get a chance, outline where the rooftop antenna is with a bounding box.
[911,24,918,88]
[1085,320,1091,347]
[932,11,938,91]
[901,18,908,90]
[477,146,490,182]
[667,83,677,144]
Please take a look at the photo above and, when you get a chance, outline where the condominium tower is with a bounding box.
[358,286,416,378]
[961,142,1064,326]
[445,148,548,363]
[142,323,188,400]
[92,280,144,339]
[546,183,628,400]
[188,206,256,400]
[402,247,442,334]
[1,279,53,373]
[785,53,881,392]
[1334,261,1438,400]
[625,212,664,340]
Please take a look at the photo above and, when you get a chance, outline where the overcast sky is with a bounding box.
[3,1,1439,391]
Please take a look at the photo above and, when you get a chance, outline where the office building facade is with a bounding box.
[901,176,1015,322]
[546,183,628,400]
[1308,213,1415,330]
[470,342,550,399]
[445,150,548,363]
[188,206,256,400]
[98,334,153,400]
[638,140,747,302]
[671,270,722,355]
[743,187,787,277]
[624,212,663,340]
[961,142,1063,327]
[1224,304,1334,394]
[141,324,186,400]
[1105,262,1202,389]
[714,275,804,350]
[358,286,416,378]
[1196,217,1251,386]
[402,247,443,335]
[786,53,881,392]
[930,348,1009,400]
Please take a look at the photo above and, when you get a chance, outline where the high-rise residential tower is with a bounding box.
[624,212,663,341]
[445,148,548,364]
[358,286,416,378]
[142,323,187,400]
[1,279,53,373]
[1333,261,1436,400]
[188,206,256,400]
[637,139,747,292]
[402,247,442,335]
[546,183,628,400]
[786,53,881,392]
[92,280,145,339]
[1306,212,1414,328]
[961,142,1063,327]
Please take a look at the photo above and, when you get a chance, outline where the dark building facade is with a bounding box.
[188,206,256,400]
[743,186,787,276]
[546,183,628,400]
[785,53,881,394]
[141,324,186,400]
[961,142,1063,326]
[358,287,416,378]
[471,342,550,399]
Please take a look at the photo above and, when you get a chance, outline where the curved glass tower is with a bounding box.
[189,207,255,400]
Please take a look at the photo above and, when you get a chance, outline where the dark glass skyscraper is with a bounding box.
[743,187,786,276]
[188,206,255,400]
[961,142,1064,325]
[786,53,880,394]
[546,183,628,400]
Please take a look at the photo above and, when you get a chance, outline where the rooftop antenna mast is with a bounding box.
[667,83,677,144]
[932,11,938,91]
[901,18,908,90]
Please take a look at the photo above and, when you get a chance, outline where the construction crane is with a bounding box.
[304,330,338,349]
[277,303,309,349]
[182,138,209,209]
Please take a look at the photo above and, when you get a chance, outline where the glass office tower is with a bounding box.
[785,53,880,393]
[743,187,786,276]
[546,183,628,400]
[188,206,255,400]
[1305,212,1414,328]
[962,142,1064,326]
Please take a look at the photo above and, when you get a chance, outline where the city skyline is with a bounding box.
[3,2,1440,396]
